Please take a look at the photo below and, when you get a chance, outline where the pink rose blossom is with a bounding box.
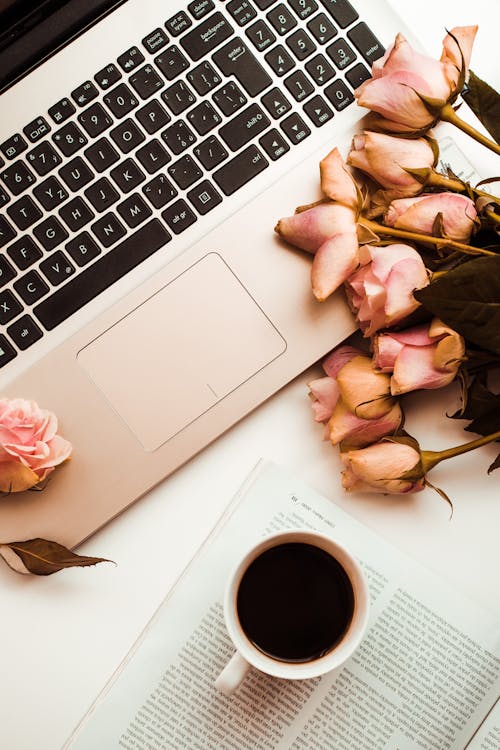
[335,353,395,420]
[0,398,72,493]
[329,398,403,448]
[373,319,465,395]
[319,146,359,208]
[345,243,429,336]
[307,376,340,423]
[384,192,477,243]
[274,202,355,254]
[341,441,425,494]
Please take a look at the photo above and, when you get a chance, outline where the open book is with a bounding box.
[65,461,500,750]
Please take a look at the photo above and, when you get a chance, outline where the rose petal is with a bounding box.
[311,231,359,301]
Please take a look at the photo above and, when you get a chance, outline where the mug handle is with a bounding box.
[215,652,250,696]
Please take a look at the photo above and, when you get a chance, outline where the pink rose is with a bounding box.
[274,202,354,254]
[347,131,436,197]
[0,398,72,493]
[329,399,403,448]
[319,146,359,208]
[355,27,477,131]
[373,318,465,395]
[307,376,339,424]
[345,244,429,336]
[384,192,477,243]
[341,441,425,494]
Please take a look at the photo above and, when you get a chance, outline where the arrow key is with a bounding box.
[264,45,295,76]
[307,13,337,45]
[303,94,334,127]
[259,129,290,161]
[280,112,311,145]
[261,87,292,119]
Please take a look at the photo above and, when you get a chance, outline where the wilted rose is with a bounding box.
[347,131,436,198]
[373,318,465,395]
[0,398,72,493]
[335,353,396,420]
[308,376,339,424]
[384,192,477,242]
[341,441,425,494]
[274,202,350,254]
[344,243,429,336]
[329,398,403,448]
[354,27,477,132]
[319,146,359,208]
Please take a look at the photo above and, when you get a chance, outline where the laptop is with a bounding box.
[0,0,413,546]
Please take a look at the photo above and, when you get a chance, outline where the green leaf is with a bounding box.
[462,71,500,145]
[0,538,112,576]
[414,256,500,355]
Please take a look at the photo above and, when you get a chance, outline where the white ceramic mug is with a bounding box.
[215,529,370,696]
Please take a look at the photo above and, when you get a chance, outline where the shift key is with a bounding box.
[219,103,270,151]
[212,38,272,97]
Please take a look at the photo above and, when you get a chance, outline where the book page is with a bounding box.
[65,462,500,750]
[465,700,500,749]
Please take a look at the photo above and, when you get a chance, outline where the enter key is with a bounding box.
[212,37,272,97]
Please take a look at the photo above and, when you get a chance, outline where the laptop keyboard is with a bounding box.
[0,0,383,369]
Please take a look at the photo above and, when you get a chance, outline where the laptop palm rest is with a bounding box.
[77,252,286,451]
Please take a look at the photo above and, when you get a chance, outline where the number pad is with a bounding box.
[284,70,314,101]
[245,19,276,52]
[187,61,222,96]
[287,0,318,20]
[265,45,295,76]
[266,4,297,35]
[324,78,354,110]
[161,80,197,115]
[305,53,336,85]
[286,29,316,60]
[0,160,36,196]
[161,121,197,155]
[52,122,88,157]
[307,12,337,44]
[78,102,113,137]
[327,38,356,70]
[25,141,62,176]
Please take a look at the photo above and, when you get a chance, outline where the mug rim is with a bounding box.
[222,529,370,680]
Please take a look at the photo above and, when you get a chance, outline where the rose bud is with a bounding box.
[319,146,359,208]
[384,192,477,243]
[307,376,340,423]
[341,441,425,494]
[335,355,395,420]
[274,201,355,254]
[329,398,403,449]
[0,398,72,493]
[347,131,436,198]
[344,243,429,336]
[373,318,465,395]
[354,27,477,132]
[322,344,365,379]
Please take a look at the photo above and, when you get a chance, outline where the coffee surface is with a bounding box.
[236,542,354,662]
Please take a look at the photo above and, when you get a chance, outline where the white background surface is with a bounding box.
[1,2,499,749]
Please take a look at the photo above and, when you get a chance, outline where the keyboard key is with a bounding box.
[117,193,152,228]
[103,84,139,118]
[33,216,68,251]
[180,12,233,61]
[347,22,384,64]
[66,232,101,267]
[78,102,113,137]
[7,315,43,350]
[161,199,197,234]
[59,157,94,192]
[326,37,356,69]
[14,270,49,304]
[0,254,16,285]
[40,251,75,286]
[59,196,94,232]
[91,212,126,247]
[213,39,272,96]
[187,0,215,20]
[7,236,43,270]
[0,215,17,248]
[129,65,164,99]
[254,0,277,8]
[305,53,336,85]
[286,28,317,60]
[318,0,358,28]
[34,220,171,330]
[165,11,192,36]
[213,144,268,195]
[193,135,228,170]
[288,0,318,20]
[168,155,203,189]
[0,186,10,207]
[33,176,69,210]
[71,80,99,107]
[1,133,27,160]
[0,289,23,325]
[284,70,314,101]
[324,78,354,109]
[155,46,190,80]
[307,12,337,44]
[187,101,222,135]
[187,61,222,95]
[212,81,247,116]
[162,80,197,115]
[7,195,42,230]
[48,97,76,125]
[110,158,146,192]
[219,103,270,151]
[117,46,145,72]
[187,179,222,215]
[85,177,120,212]
[136,99,171,133]
[245,19,276,52]
[303,93,333,126]
[142,173,178,209]
[52,122,88,157]
[345,61,371,88]
[110,119,145,153]
[1,160,36,195]
[142,28,169,54]
[23,116,51,144]
[84,138,120,172]
[227,0,258,26]
[161,120,196,155]
[266,4,297,34]
[26,140,62,176]
[280,111,311,143]
[94,63,122,90]
[265,44,295,76]
[136,139,171,173]
[0,334,17,367]
[261,87,292,118]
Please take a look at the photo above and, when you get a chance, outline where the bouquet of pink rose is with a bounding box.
[275,26,500,506]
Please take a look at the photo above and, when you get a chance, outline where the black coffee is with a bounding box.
[236,542,354,663]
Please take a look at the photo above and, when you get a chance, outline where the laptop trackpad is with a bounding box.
[77,253,286,451]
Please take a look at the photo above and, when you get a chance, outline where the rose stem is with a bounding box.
[426,171,500,207]
[439,103,500,156]
[421,430,500,472]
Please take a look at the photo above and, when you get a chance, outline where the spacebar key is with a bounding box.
[34,219,171,330]
[213,145,268,195]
